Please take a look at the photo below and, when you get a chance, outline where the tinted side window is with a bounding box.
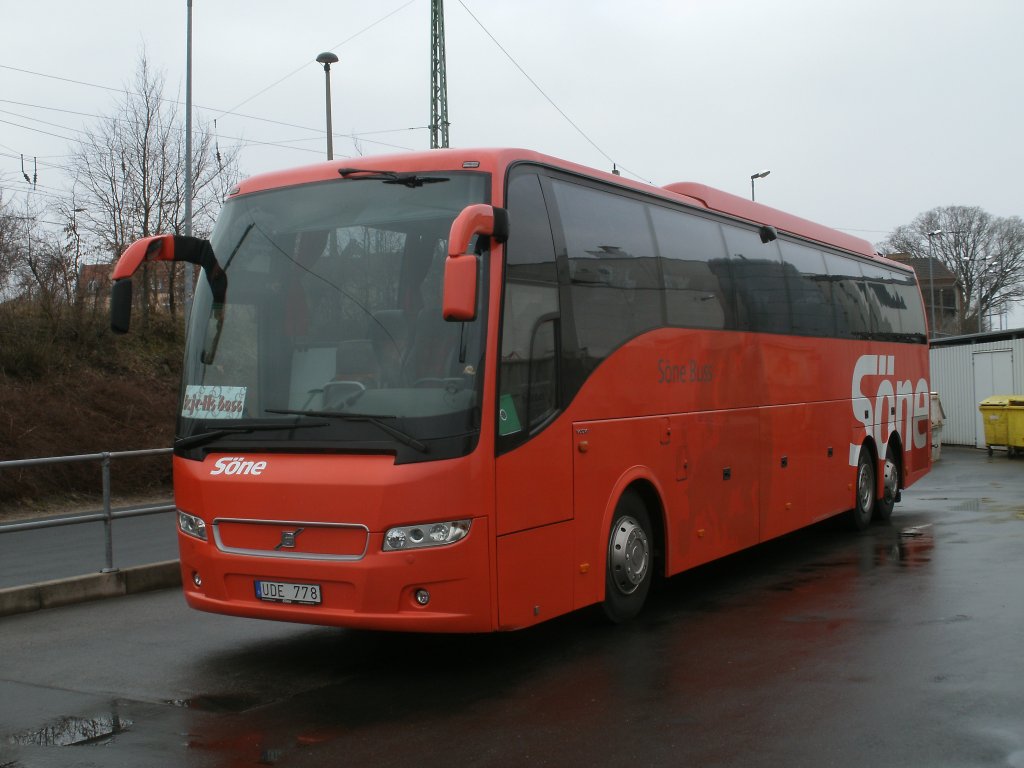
[551,180,661,364]
[860,263,928,343]
[823,252,870,339]
[860,262,900,340]
[779,241,834,337]
[499,172,559,447]
[650,207,730,329]
[890,269,928,342]
[722,224,790,334]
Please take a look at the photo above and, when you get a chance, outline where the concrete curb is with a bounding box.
[0,560,182,618]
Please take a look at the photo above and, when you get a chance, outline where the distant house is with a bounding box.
[77,262,176,310]
[886,253,960,336]
[77,263,113,302]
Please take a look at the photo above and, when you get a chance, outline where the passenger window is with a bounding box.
[779,241,834,337]
[551,180,661,366]
[889,269,928,342]
[860,262,900,340]
[650,207,729,329]
[722,224,790,334]
[823,253,870,339]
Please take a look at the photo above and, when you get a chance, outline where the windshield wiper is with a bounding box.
[337,168,449,188]
[199,222,253,365]
[266,409,429,453]
[383,175,448,188]
[175,420,330,450]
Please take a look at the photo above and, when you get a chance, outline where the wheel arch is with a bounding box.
[599,469,667,582]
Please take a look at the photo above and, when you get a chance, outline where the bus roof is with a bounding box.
[662,182,879,260]
[231,147,894,267]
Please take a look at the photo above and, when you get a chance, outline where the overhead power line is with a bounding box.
[0,108,89,138]
[0,97,424,161]
[0,117,79,143]
[215,0,418,121]
[0,64,419,153]
[454,0,650,183]
[0,151,73,175]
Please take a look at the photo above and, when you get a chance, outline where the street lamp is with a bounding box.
[926,229,943,338]
[750,170,770,202]
[316,52,339,161]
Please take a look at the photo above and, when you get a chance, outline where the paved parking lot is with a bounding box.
[1,446,1022,767]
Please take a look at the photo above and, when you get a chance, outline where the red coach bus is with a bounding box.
[110,148,930,632]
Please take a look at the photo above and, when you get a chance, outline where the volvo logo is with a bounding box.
[274,528,305,550]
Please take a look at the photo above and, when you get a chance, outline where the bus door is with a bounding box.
[493,171,574,629]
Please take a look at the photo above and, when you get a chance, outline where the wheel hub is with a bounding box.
[609,516,649,595]
[883,458,898,505]
[857,461,874,513]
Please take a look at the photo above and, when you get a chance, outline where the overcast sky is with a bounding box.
[3,0,1023,325]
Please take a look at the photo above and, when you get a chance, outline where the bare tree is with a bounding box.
[0,194,76,380]
[22,232,76,329]
[0,196,55,305]
[68,53,239,332]
[0,191,19,301]
[881,206,1024,333]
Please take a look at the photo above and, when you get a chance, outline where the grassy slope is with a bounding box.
[0,310,181,515]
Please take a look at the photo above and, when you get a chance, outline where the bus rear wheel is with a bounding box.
[602,492,653,623]
[848,448,875,531]
[875,443,899,522]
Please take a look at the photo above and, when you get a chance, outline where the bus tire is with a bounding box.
[848,448,875,531]
[602,491,653,624]
[875,443,899,522]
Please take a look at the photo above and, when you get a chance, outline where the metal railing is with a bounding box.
[0,448,174,573]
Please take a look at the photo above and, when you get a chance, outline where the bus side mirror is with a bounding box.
[109,234,224,334]
[110,235,176,334]
[444,204,508,322]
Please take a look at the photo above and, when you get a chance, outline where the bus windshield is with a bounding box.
[178,172,489,462]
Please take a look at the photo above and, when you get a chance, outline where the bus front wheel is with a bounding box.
[602,492,653,623]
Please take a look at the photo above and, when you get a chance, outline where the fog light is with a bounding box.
[192,571,202,588]
[414,589,430,606]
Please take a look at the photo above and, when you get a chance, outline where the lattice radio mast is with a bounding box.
[429,0,450,148]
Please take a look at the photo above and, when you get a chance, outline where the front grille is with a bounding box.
[212,518,370,560]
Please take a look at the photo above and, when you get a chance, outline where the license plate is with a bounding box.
[254,580,322,605]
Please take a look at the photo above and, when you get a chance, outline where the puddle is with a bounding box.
[876,524,934,567]
[947,497,1024,522]
[950,499,986,512]
[165,693,262,713]
[6,712,132,747]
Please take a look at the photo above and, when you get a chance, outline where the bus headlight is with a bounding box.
[383,520,471,551]
[178,509,208,541]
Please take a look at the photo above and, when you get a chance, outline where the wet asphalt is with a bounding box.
[1,446,1022,767]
